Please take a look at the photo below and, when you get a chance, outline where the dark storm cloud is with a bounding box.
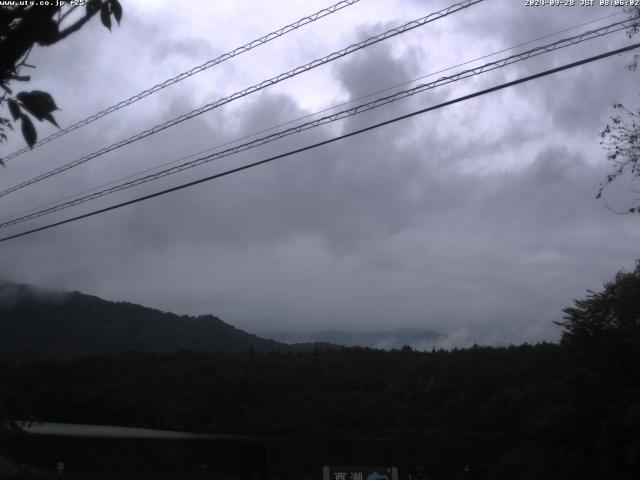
[454,0,640,136]
[2,0,640,345]
[334,42,415,98]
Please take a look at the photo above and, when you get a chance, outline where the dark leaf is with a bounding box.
[86,0,101,14]
[100,3,112,30]
[0,158,4,168]
[21,115,36,148]
[17,91,58,120]
[34,17,59,46]
[42,112,59,128]
[111,0,122,24]
[7,99,21,120]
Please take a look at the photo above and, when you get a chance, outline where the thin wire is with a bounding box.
[2,8,621,221]
[0,18,632,229]
[0,0,483,199]
[1,0,363,162]
[2,42,638,244]
[0,8,623,214]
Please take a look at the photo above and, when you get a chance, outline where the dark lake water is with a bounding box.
[2,423,513,479]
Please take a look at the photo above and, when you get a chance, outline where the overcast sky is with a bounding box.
[1,0,639,345]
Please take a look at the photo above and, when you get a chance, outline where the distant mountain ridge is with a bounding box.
[270,327,445,350]
[0,281,293,360]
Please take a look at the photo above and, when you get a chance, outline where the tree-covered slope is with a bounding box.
[0,282,286,359]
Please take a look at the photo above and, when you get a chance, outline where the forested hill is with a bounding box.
[0,281,290,360]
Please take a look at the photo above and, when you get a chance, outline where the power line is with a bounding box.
[0,17,632,229]
[2,42,638,244]
[328,10,625,112]
[0,9,623,222]
[0,0,483,200]
[1,0,363,163]
[0,18,632,228]
[0,11,621,226]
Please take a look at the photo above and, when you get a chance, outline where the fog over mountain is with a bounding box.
[270,328,444,350]
[0,282,290,360]
[1,0,640,345]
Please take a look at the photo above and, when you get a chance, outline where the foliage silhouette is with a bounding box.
[558,259,640,349]
[0,0,123,160]
[599,7,640,212]
[1,262,639,478]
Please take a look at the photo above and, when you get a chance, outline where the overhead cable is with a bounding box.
[1,0,363,162]
[2,10,624,225]
[0,0,483,199]
[0,18,632,229]
[1,42,638,244]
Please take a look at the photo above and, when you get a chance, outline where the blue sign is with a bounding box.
[323,466,399,480]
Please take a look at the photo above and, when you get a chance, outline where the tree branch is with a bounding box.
[46,5,102,45]
[57,5,79,26]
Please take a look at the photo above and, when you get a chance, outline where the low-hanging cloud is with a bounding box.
[1,0,639,347]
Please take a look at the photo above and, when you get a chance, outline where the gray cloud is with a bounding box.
[1,0,639,346]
